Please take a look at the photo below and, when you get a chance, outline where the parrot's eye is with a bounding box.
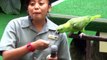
[60,29,62,30]
[72,23,75,27]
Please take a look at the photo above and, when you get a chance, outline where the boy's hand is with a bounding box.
[47,54,58,60]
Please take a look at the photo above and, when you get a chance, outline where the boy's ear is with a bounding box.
[48,5,52,12]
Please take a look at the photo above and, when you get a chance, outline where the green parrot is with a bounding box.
[56,15,101,33]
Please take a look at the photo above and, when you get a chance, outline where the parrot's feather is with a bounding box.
[90,15,101,21]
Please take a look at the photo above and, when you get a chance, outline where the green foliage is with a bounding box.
[51,0,107,18]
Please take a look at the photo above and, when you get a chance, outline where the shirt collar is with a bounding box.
[21,16,32,28]
[21,16,58,31]
[46,17,58,31]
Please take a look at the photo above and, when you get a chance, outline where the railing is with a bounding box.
[69,33,107,60]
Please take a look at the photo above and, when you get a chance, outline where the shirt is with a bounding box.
[0,16,71,60]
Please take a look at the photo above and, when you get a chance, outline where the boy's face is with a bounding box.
[28,0,51,21]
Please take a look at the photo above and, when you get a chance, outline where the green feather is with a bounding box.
[56,15,101,33]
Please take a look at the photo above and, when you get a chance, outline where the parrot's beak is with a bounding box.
[56,25,64,33]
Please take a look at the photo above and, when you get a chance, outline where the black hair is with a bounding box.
[26,0,57,8]
[25,0,57,10]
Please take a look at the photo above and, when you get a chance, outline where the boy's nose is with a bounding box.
[34,3,40,10]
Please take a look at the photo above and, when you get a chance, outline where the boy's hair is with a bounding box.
[26,0,57,7]
[25,0,57,10]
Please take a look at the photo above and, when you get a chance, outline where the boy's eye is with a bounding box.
[39,2,44,5]
[30,2,35,6]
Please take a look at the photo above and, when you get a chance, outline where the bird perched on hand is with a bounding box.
[56,15,101,33]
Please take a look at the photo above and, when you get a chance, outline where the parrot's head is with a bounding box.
[56,25,64,33]
[56,21,71,33]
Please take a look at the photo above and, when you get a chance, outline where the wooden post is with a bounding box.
[69,33,107,60]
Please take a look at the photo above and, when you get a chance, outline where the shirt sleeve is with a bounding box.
[58,33,71,60]
[0,20,17,55]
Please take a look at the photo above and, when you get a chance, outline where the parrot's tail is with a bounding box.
[90,15,101,21]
